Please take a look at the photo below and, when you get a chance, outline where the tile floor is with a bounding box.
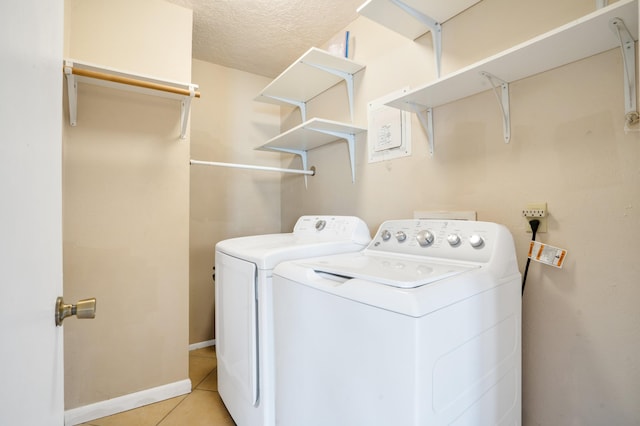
[80,346,236,426]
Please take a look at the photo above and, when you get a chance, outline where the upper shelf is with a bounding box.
[63,59,200,139]
[255,48,366,121]
[385,0,639,113]
[357,0,481,40]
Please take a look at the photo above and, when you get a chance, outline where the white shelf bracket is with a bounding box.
[416,108,434,157]
[261,95,307,122]
[63,63,78,126]
[390,0,442,78]
[263,147,311,188]
[481,72,511,143]
[609,17,639,125]
[345,133,357,183]
[308,127,357,183]
[179,85,197,140]
[303,62,356,122]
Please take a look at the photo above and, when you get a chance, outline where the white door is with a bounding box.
[0,0,65,425]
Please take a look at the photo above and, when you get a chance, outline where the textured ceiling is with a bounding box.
[165,0,364,78]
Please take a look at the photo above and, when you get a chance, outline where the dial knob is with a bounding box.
[315,220,326,231]
[395,231,407,242]
[447,234,461,246]
[469,234,484,248]
[416,230,435,247]
[381,230,391,241]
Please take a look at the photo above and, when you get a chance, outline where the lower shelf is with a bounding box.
[258,118,367,183]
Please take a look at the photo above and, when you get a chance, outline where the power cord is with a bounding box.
[521,219,540,296]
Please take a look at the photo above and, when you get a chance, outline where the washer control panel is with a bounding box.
[368,219,499,262]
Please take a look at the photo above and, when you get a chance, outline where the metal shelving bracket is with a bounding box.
[481,72,511,143]
[179,88,196,140]
[63,64,78,127]
[306,126,358,183]
[609,17,639,125]
[416,108,434,157]
[261,95,308,122]
[304,62,357,122]
[390,0,443,78]
[264,147,310,187]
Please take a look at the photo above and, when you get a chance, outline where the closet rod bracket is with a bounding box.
[263,147,311,188]
[609,17,638,126]
[481,71,511,143]
[179,87,196,140]
[306,127,358,183]
[63,64,78,126]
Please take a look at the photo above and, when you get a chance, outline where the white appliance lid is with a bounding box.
[301,252,478,288]
[215,216,371,270]
[217,233,371,270]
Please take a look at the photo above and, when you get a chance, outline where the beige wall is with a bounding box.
[282,0,640,423]
[189,59,281,344]
[62,0,192,409]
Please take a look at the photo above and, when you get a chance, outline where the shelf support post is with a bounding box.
[63,62,78,127]
[416,108,434,157]
[303,63,356,122]
[481,72,511,143]
[609,17,639,125]
[390,0,442,78]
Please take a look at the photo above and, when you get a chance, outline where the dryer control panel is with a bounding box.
[368,219,514,264]
[293,216,371,245]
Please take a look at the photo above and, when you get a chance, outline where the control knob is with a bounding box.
[395,231,407,242]
[315,219,326,231]
[380,230,391,241]
[469,234,484,248]
[416,230,435,247]
[447,234,461,246]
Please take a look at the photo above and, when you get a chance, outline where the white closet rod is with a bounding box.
[190,160,315,176]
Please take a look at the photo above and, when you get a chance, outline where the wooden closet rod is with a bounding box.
[68,67,201,98]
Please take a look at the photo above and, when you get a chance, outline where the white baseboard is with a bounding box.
[189,339,216,351]
[64,379,192,426]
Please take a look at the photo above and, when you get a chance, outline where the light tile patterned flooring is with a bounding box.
[80,346,236,426]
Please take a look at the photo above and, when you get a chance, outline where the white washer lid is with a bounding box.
[301,252,477,288]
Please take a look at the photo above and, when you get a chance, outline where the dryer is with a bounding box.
[272,219,521,426]
[214,215,370,426]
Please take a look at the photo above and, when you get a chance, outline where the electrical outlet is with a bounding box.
[522,202,547,233]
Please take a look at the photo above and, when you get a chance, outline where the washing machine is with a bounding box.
[272,219,521,426]
[214,215,371,426]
